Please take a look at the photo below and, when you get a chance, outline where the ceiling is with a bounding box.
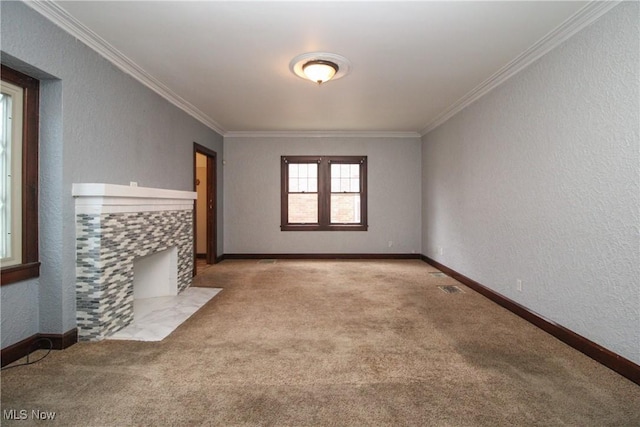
[49,1,592,136]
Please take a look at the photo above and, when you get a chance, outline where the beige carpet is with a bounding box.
[1,260,639,426]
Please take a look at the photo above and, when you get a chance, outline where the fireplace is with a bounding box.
[73,183,197,341]
[133,247,178,300]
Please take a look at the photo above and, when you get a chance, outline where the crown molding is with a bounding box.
[224,131,421,139]
[419,0,621,137]
[25,0,227,136]
[25,0,618,139]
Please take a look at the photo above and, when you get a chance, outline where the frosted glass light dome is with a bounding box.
[302,60,338,84]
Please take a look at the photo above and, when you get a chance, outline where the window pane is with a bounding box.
[331,178,339,192]
[288,194,318,223]
[331,194,361,223]
[331,163,340,178]
[330,163,360,193]
[0,93,10,259]
[350,178,360,192]
[308,178,317,192]
[298,177,308,192]
[290,163,317,193]
[289,177,299,192]
[0,79,23,266]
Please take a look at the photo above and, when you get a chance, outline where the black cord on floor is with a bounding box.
[1,338,53,371]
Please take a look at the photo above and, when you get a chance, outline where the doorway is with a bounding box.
[193,143,217,276]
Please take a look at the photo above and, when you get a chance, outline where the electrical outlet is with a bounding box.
[516,279,522,292]
[130,181,138,187]
[438,247,443,255]
[388,241,393,247]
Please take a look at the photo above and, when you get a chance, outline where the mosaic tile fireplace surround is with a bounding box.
[73,183,197,341]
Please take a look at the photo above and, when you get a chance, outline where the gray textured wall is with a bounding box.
[1,1,223,348]
[224,136,422,254]
[421,3,639,364]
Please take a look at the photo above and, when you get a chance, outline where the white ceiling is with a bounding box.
[50,1,594,136]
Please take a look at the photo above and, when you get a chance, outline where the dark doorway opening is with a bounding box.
[193,143,217,276]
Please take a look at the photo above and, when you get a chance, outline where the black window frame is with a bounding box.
[281,155,368,231]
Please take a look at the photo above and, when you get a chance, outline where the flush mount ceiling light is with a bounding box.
[303,60,338,84]
[290,52,351,85]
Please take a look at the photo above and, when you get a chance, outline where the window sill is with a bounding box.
[1,262,41,285]
[281,224,368,232]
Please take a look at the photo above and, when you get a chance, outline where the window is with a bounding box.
[281,156,367,231]
[1,65,39,285]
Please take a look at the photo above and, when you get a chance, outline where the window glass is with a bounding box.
[288,194,318,224]
[0,80,23,267]
[289,163,318,194]
[331,194,361,224]
[0,92,10,259]
[331,163,359,193]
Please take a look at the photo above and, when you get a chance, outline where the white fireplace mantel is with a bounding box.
[72,183,197,214]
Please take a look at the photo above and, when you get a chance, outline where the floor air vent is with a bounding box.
[258,259,277,264]
[429,271,447,278]
[437,285,463,294]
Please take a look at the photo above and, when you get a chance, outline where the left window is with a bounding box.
[1,65,40,285]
